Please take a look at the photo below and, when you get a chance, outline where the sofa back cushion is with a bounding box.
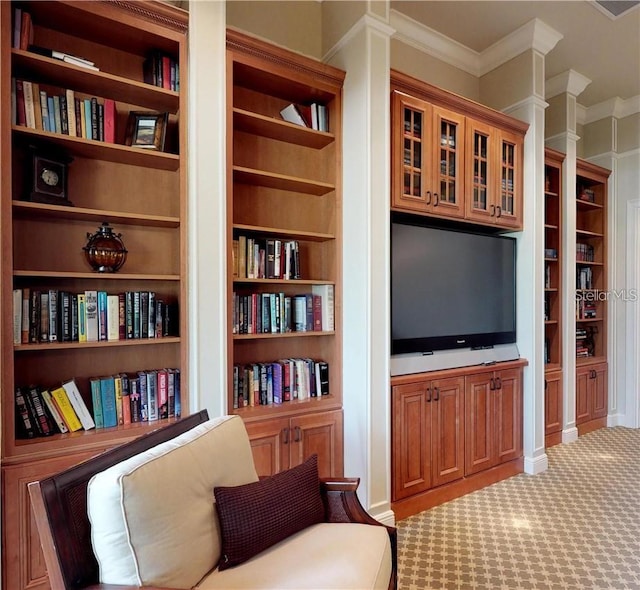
[87,415,258,589]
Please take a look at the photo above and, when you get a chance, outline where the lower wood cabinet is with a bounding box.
[391,376,464,501]
[465,368,523,475]
[245,409,343,479]
[2,451,104,590]
[391,361,525,518]
[544,370,563,447]
[576,362,607,430]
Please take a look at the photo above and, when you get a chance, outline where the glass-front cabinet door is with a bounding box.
[465,119,494,224]
[392,92,431,211]
[496,129,523,228]
[431,106,465,218]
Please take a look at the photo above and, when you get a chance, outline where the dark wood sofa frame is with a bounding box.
[28,410,397,590]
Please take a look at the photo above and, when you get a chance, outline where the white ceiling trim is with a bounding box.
[389,9,480,75]
[590,0,640,20]
[324,13,395,64]
[546,70,592,99]
[584,95,640,123]
[389,10,562,77]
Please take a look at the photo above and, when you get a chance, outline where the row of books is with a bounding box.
[15,369,181,439]
[143,50,180,92]
[232,359,329,409]
[233,285,334,335]
[234,236,301,280]
[577,299,597,320]
[279,103,329,132]
[12,289,178,345]
[576,243,595,262]
[577,266,594,290]
[576,327,593,358]
[12,79,116,143]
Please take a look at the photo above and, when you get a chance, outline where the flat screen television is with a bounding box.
[391,217,517,355]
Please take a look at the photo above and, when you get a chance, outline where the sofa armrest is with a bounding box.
[320,477,397,590]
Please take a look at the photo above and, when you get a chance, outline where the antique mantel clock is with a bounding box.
[26,145,73,206]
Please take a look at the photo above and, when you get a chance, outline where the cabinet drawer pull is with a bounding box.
[426,387,432,402]
[490,204,496,216]
[434,387,440,401]
[490,377,495,390]
[433,193,439,206]
[294,426,301,442]
[426,190,432,205]
[496,377,502,390]
[496,205,502,218]
[283,428,289,444]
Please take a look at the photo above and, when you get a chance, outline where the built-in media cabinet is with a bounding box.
[391,70,527,230]
[575,159,610,436]
[226,31,345,479]
[0,2,188,588]
[544,148,564,448]
[389,71,528,517]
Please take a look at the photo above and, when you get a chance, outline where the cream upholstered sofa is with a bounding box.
[29,410,396,590]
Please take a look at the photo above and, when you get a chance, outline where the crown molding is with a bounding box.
[324,13,395,63]
[583,95,640,123]
[389,10,562,77]
[546,69,592,99]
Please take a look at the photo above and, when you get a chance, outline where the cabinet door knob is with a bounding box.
[496,205,502,218]
[490,204,496,216]
[426,387,432,402]
[434,387,440,401]
[294,426,301,442]
[433,193,439,206]
[426,190,432,205]
[282,427,289,444]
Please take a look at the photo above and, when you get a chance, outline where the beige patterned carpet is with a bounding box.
[397,427,640,589]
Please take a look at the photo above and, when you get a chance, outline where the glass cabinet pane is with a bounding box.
[472,132,489,210]
[402,107,423,197]
[438,120,458,204]
[501,142,515,215]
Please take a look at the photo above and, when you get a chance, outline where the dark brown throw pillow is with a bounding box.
[213,454,325,570]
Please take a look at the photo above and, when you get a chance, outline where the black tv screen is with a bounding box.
[391,218,516,355]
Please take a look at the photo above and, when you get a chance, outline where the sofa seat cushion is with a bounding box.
[87,416,258,589]
[196,522,392,590]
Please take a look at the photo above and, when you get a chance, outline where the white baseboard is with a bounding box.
[371,508,396,527]
[562,427,579,443]
[607,413,623,427]
[524,453,548,475]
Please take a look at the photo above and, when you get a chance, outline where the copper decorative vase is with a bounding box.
[83,222,128,272]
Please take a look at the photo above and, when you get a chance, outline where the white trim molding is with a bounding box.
[546,69,592,100]
[626,199,640,428]
[524,453,549,475]
[390,11,562,77]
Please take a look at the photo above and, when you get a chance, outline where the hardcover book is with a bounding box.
[99,376,117,428]
[40,389,69,434]
[50,386,83,432]
[62,379,95,430]
[89,377,104,428]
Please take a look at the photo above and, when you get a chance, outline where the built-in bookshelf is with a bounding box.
[226,30,344,479]
[1,2,188,588]
[544,148,564,447]
[574,159,610,435]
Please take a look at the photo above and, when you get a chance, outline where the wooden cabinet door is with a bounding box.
[496,129,523,229]
[465,119,495,225]
[2,452,100,590]
[592,363,608,419]
[392,381,431,501]
[494,368,523,465]
[245,417,290,477]
[544,370,563,436]
[430,377,465,487]
[392,92,432,211]
[464,373,494,476]
[430,106,465,219]
[291,410,343,479]
[576,367,591,425]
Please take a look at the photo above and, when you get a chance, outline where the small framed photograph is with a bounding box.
[125,111,168,151]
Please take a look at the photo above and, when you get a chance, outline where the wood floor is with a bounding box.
[397,426,640,589]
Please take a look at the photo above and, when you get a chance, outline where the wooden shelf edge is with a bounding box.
[576,356,607,367]
[233,395,341,422]
[233,278,334,286]
[233,108,334,149]
[233,166,334,196]
[14,337,180,352]
[13,201,180,228]
[233,223,334,242]
[233,331,334,341]
[14,270,181,280]
[12,126,180,171]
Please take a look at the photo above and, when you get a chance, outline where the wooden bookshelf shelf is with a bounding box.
[233,278,334,286]
[576,229,604,238]
[12,126,180,170]
[233,165,335,196]
[13,201,180,228]
[15,336,180,352]
[234,331,334,341]
[13,270,180,280]
[233,223,334,242]
[233,108,334,149]
[12,49,180,114]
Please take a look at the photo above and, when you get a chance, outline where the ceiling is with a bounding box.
[391,1,640,110]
